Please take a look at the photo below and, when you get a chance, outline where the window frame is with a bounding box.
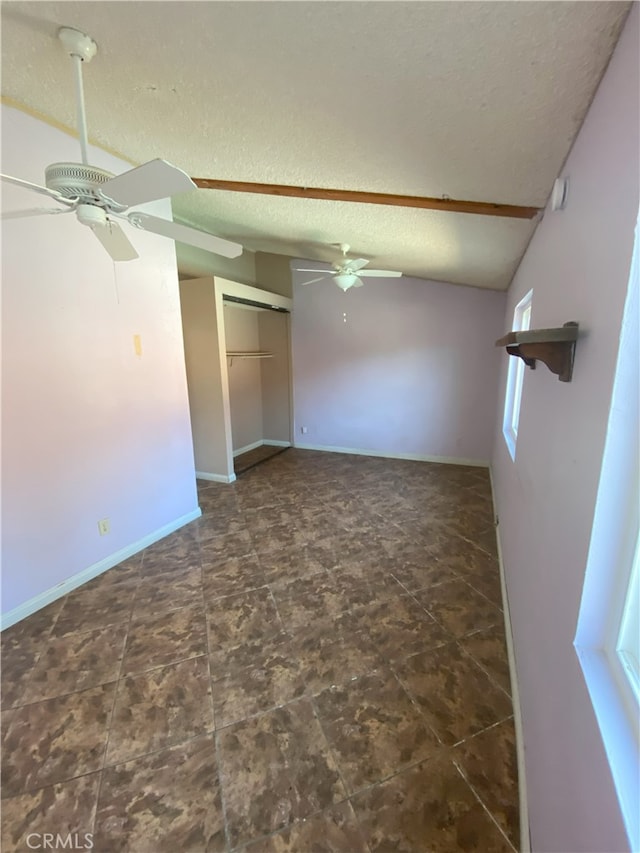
[502,289,533,460]
[575,215,639,851]
[616,538,640,707]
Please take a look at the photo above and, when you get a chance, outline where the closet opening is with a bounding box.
[223,295,292,478]
[179,277,293,485]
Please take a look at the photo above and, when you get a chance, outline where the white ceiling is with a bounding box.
[1,1,631,290]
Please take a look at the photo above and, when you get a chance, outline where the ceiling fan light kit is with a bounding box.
[1,27,243,263]
[334,273,359,291]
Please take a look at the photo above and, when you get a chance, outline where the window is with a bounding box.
[617,537,640,708]
[502,289,532,459]
[575,215,639,850]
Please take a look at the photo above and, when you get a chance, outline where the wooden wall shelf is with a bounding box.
[495,322,579,382]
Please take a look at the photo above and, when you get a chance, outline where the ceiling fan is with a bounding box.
[0,27,242,263]
[293,244,403,291]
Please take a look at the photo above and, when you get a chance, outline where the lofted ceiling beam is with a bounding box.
[191,177,541,219]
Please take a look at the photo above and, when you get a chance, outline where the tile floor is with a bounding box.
[1,449,519,852]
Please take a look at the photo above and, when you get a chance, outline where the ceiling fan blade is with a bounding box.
[91,219,139,262]
[100,159,196,208]
[345,258,369,272]
[192,178,541,220]
[357,269,403,278]
[128,212,243,258]
[292,267,330,273]
[300,276,330,286]
[2,206,76,220]
[1,173,75,206]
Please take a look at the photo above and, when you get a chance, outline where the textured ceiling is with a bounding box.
[0,1,631,289]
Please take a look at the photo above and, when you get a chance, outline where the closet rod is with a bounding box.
[226,351,274,358]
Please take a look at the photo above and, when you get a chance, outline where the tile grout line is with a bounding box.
[458,640,514,700]
[98,727,217,775]
[1,597,67,711]
[306,693,375,853]
[91,559,141,840]
[202,537,234,853]
[387,665,447,747]
[452,759,519,852]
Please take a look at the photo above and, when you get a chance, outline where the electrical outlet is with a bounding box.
[98,518,110,536]
[301,426,308,434]
[133,334,142,357]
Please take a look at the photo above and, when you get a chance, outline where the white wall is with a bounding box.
[291,272,506,463]
[177,241,256,285]
[2,106,199,620]
[178,278,233,479]
[255,251,293,297]
[491,7,639,851]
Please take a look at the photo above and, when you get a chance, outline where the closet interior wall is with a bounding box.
[225,305,264,454]
[258,308,291,447]
[225,303,292,455]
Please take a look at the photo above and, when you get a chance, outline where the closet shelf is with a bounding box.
[495,322,579,382]
[226,351,274,359]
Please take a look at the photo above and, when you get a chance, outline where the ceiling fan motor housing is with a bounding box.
[45,162,124,208]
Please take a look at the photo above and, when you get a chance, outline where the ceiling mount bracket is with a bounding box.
[58,27,97,62]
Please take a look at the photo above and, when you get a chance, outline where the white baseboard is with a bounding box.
[263,440,291,448]
[196,471,237,484]
[293,442,489,468]
[489,468,531,853]
[1,508,202,631]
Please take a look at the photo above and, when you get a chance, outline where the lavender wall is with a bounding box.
[491,7,639,851]
[291,273,505,463]
[2,106,199,619]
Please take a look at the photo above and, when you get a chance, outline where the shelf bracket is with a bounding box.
[496,322,579,382]
[506,344,536,370]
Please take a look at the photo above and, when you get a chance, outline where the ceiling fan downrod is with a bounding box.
[58,27,97,166]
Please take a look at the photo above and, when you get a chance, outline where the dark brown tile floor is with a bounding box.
[1,449,519,852]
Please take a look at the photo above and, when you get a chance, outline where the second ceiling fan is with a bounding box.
[293,244,402,291]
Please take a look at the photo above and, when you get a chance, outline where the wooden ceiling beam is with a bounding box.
[191,177,541,219]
